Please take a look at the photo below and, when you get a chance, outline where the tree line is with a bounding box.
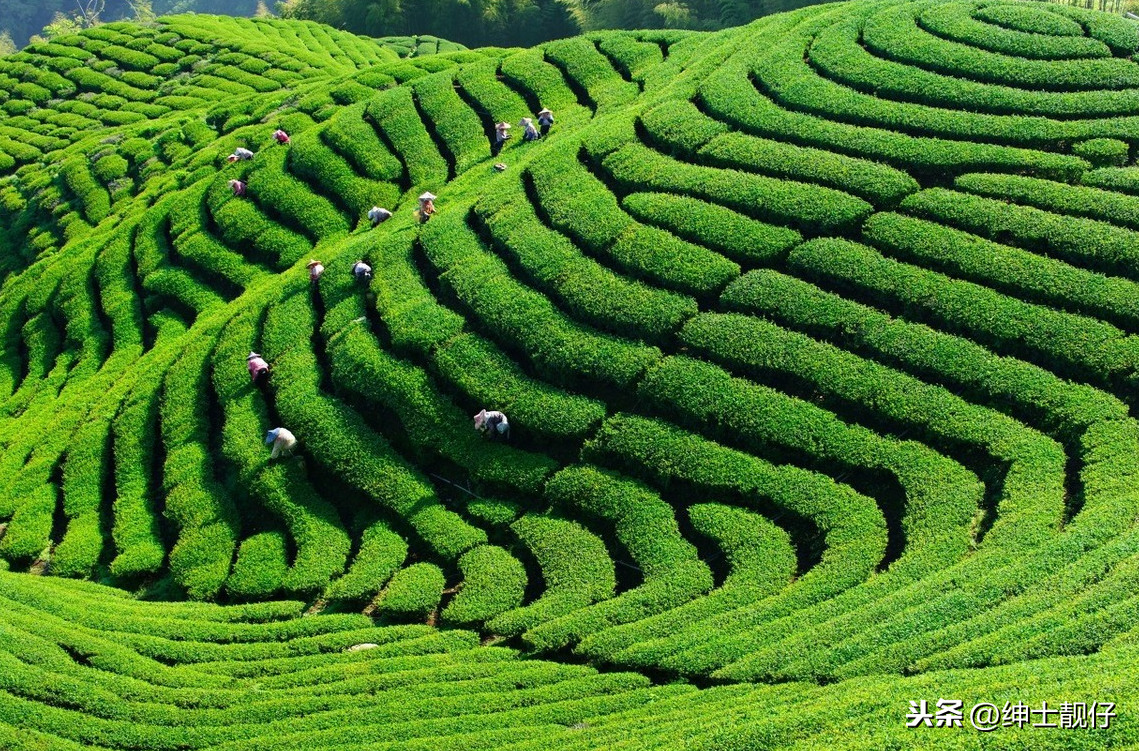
[2,0,816,55]
[277,0,814,48]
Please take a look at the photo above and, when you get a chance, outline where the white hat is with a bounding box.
[538,108,552,116]
[247,351,261,360]
[520,117,532,126]
[473,409,488,430]
[306,259,321,268]
[419,192,436,201]
[493,163,507,171]
[496,121,511,129]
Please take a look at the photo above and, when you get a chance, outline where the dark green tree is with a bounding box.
[281,0,577,48]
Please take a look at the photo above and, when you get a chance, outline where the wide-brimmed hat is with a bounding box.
[493,163,507,172]
[306,259,321,268]
[419,192,436,201]
[247,351,261,360]
[538,108,552,116]
[265,428,278,444]
[226,154,239,162]
[519,117,532,126]
[495,121,511,129]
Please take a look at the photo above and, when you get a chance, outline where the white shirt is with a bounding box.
[266,428,296,458]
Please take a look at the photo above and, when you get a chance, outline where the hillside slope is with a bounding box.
[2,2,1139,747]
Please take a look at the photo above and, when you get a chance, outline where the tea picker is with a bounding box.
[368,206,392,227]
[537,108,554,137]
[265,427,297,459]
[491,121,511,156]
[474,409,510,441]
[246,351,269,384]
[351,259,373,282]
[307,259,324,284]
[417,192,436,223]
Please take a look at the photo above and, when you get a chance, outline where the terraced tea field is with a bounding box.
[3,1,1139,747]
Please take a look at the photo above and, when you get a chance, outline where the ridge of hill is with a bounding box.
[3,3,1139,747]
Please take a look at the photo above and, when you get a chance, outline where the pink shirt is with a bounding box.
[247,356,269,380]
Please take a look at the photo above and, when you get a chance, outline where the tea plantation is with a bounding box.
[2,1,1139,747]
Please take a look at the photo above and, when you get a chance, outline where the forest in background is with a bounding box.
[1,0,819,53]
[274,0,815,50]
[3,0,1134,64]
